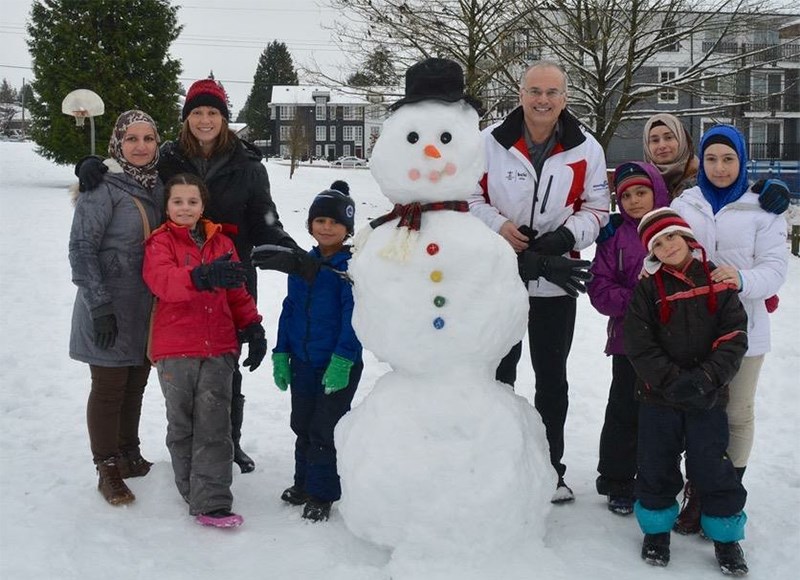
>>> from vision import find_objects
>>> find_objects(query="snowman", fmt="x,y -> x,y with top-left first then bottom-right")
335,58 -> 555,564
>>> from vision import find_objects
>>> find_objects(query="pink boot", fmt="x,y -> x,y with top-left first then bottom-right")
195,509 -> 243,528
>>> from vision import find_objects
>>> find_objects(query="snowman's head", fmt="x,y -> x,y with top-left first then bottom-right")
370,100 -> 485,205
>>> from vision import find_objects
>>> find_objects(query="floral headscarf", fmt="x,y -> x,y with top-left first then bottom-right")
697,124 -> 749,214
643,113 -> 696,195
107,110 -> 160,190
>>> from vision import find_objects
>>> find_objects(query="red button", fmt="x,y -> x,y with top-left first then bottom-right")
426,243 -> 439,256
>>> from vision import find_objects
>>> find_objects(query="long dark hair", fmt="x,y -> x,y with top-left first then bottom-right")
178,117 -> 236,159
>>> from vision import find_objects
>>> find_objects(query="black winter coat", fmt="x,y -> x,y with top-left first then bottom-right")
158,136 -> 297,298
623,259 -> 747,410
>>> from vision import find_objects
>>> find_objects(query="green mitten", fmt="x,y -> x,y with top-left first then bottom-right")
272,353 -> 291,391
322,354 -> 354,395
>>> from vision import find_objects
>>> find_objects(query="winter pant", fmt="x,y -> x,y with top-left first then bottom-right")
636,402 -> 746,520
496,296 -> 576,479
157,355 -> 236,515
87,364 -> 150,462
726,355 -> 764,469
290,358 -> 362,502
596,355 -> 639,497
230,365 -> 245,448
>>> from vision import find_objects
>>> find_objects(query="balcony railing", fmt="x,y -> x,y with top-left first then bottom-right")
748,142 -> 800,161
747,93 -> 800,113
700,42 -> 800,63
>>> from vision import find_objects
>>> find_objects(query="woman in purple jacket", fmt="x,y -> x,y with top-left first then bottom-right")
588,162 -> 671,515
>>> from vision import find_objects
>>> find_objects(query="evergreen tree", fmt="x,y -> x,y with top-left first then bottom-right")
0,79 -> 19,104
241,41 -> 298,141
347,46 -> 397,87
26,0 -> 182,164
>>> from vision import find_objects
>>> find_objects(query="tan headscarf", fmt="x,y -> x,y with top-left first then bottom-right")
108,110 -> 160,190
643,113 -> 698,197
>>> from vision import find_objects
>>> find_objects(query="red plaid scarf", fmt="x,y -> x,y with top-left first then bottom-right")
370,200 -> 470,230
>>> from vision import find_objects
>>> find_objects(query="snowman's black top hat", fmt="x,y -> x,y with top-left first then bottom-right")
389,57 -> 483,114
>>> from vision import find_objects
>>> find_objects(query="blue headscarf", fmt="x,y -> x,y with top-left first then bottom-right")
697,125 -> 749,214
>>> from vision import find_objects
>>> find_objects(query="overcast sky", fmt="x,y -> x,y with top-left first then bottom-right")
0,0 -> 350,116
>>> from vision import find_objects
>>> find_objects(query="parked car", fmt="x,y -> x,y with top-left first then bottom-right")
331,156 -> 367,167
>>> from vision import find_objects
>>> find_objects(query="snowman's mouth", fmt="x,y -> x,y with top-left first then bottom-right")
408,162 -> 457,183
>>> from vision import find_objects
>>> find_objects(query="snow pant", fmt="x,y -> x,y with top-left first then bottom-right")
157,355 -> 236,515
290,358 -> 362,502
496,295 -> 576,479
87,363 -> 151,463
230,365 -> 245,448
726,355 -> 764,469
596,355 -> 638,497
635,402 -> 746,539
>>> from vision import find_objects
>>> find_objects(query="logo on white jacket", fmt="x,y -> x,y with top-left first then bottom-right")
504,170 -> 529,182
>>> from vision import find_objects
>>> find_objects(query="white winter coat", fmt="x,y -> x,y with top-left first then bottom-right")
671,186 -> 788,356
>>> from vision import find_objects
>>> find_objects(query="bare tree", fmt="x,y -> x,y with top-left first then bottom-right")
514,0 -> 800,147
287,111 -> 314,179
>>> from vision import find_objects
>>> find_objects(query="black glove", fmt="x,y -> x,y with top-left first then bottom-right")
596,213 -> 624,244
92,312 -> 118,350
528,225 -> 576,256
190,252 -> 248,291
239,323 -> 267,372
664,369 -> 717,410
251,244 -> 322,284
518,252 -> 592,297
76,155 -> 108,192
752,178 -> 790,215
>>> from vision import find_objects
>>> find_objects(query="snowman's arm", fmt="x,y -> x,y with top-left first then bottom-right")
351,225 -> 373,255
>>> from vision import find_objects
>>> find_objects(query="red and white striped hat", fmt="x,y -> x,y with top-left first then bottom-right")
637,208 -> 697,274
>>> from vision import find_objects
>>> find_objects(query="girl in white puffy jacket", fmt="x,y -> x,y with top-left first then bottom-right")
671,124 -> 788,533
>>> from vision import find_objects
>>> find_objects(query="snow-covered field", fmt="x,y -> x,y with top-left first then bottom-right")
0,141 -> 797,579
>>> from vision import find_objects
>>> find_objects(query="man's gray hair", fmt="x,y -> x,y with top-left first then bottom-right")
519,60 -> 569,94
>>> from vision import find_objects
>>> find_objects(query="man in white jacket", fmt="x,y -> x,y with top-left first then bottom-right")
469,61 -> 610,503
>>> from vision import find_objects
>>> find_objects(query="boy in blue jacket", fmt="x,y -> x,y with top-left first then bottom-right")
271,181 -> 362,522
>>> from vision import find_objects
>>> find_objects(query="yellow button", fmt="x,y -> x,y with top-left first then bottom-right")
430,270 -> 443,283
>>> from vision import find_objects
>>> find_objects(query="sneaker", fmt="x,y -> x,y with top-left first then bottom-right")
674,480 -> 701,535
607,495 -> 634,515
715,541 -> 748,576
233,446 -> 255,474
641,533 -> 671,567
96,458 -> 135,506
281,485 -> 308,506
195,509 -> 244,528
551,478 -> 575,504
302,498 -> 332,522
117,450 -> 153,479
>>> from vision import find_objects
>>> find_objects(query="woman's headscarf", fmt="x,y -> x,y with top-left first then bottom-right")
697,124 -> 749,214
643,113 -> 696,195
108,110 -> 160,190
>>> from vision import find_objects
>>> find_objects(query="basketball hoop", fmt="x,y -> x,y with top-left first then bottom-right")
61,89 -> 105,154
72,109 -> 90,127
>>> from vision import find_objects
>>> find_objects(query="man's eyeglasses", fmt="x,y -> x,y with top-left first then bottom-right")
521,88 -> 565,99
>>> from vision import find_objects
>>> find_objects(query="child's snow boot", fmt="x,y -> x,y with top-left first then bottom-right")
302,498 -> 332,522
674,480 -> 701,534
96,457 -> 135,506
281,485 -> 308,506
641,532 -> 670,567
607,495 -> 634,515
117,449 -> 153,479
551,477 -> 575,504
715,541 -> 748,576
195,509 -> 244,528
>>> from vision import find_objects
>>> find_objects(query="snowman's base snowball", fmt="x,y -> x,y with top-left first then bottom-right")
335,370 -> 554,559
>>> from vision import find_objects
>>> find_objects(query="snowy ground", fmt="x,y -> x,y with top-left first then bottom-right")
0,141 -> 797,579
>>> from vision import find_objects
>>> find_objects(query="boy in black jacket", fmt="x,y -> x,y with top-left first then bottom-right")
624,208 -> 749,576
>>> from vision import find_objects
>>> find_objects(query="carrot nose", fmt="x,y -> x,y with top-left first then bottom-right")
424,144 -> 441,158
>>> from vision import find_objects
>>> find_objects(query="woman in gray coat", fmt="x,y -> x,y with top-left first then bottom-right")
69,110 -> 164,506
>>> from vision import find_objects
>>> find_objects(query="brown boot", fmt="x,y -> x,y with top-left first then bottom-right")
117,449 -> 153,479
96,458 -> 135,505
673,480 -> 701,535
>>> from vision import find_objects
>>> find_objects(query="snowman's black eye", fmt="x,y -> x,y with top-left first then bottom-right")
440,132 -> 452,144
407,132 -> 419,144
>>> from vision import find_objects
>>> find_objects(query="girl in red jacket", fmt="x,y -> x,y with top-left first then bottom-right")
143,173 -> 266,528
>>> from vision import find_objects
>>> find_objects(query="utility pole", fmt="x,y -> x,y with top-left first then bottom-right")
21,78 -> 26,141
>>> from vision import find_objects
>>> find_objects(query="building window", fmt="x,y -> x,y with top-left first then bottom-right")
280,105 -> 295,120
316,126 -> 326,141
355,126 -> 363,145
702,74 -> 736,104
316,104 -> 326,121
315,145 -> 322,157
658,68 -> 678,104
660,23 -> 679,52
751,71 -> 783,111
279,126 -> 290,141
280,145 -> 289,157
328,105 -> 337,120
343,106 -> 355,120
329,126 -> 336,141
343,144 -> 351,156
343,126 -> 355,141
749,120 -> 782,160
